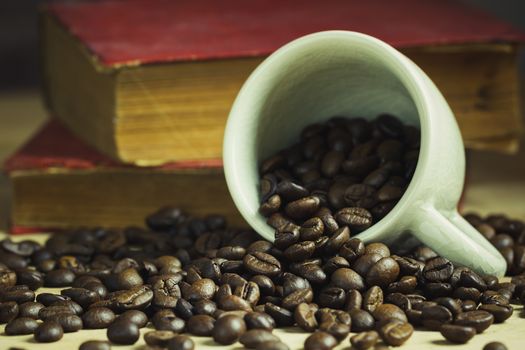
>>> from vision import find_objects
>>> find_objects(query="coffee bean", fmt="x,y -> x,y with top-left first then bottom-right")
119,310 -> 148,328
324,227 -> 350,254
339,238 -> 365,262
319,320 -> 350,341
282,288 -> 314,310
350,309 -> 375,332
36,293 -> 70,306
219,294 -> 253,311
454,310 -> 494,333
372,303 -> 407,323
239,329 -> 281,348
478,304 -> 514,323
144,330 -> 177,347
167,334 -> 195,350
284,241 -> 316,262
264,303 -> 294,327
1,285 -> 35,303
18,301 -> 44,319
285,196 -> 321,220
244,311 -> 275,331
294,303 -> 318,331
344,289 -> 363,311
423,257 -> 454,282
47,313 -> 83,332
5,317 -> 39,335
350,330 -> 379,350
439,324 -> 476,344
363,286 -> 383,313
61,287 -> 100,308
107,320 -> 140,345
244,252 -> 281,277
331,268 -> 365,291
318,287 -> 346,309
304,331 -> 338,350
15,268 -> 44,290
0,301 -> 19,323
421,305 -> 453,330
44,268 -> 76,287
365,257 -> 400,288
186,315 -> 215,336
82,307 -> 116,329
212,314 -> 246,345
378,320 -> 413,346
152,309 -> 185,332
300,217 -> 325,241
34,320 -> 64,343
79,340 -> 111,350
483,342 -> 508,350
335,207 -> 373,232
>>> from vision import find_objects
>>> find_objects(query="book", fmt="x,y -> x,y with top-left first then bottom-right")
3,119 -> 246,233
41,0 -> 525,166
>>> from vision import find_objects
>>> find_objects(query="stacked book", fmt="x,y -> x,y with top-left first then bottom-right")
5,0 -> 525,232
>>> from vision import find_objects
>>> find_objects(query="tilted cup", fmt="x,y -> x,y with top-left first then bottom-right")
223,31 -> 506,276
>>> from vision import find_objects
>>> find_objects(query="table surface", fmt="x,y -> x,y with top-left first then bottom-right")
0,91 -> 524,349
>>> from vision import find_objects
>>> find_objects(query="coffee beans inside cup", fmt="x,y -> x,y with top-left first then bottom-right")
258,114 -> 420,247
0,201 -> 522,348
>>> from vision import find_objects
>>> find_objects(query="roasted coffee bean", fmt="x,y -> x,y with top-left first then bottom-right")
454,310 -> 494,333
421,305 -> 453,330
61,287 -> 100,308
36,293 -> 70,306
1,285 -> 35,303
363,286 -> 383,313
119,310 -> 148,328
459,269 -> 487,291
193,299 -> 218,316
339,238 -> 365,263
387,275 -> 417,294
365,257 -> 400,288
439,324 -> 476,344
461,299 -> 478,312
0,268 -> 17,289
144,330 -> 177,347
335,207 -> 373,232
244,252 -> 281,277
378,320 -> 413,346
212,314 -> 247,345
44,268 -> 76,287
187,278 -> 216,301
186,314 -> 215,336
107,320 -> 140,345
38,305 -> 75,320
350,309 -> 375,332
478,304 -> 513,323
300,217 -> 325,241
15,268 -> 44,290
434,297 -> 462,317
284,241 -> 316,262
0,301 -> 19,323
167,334 -> 195,350
285,196 -> 321,220
219,294 -> 253,311
319,320 -> 350,341
244,311 -> 275,331
264,303 -> 294,327
483,342 -> 508,350
318,287 -> 346,309
5,317 -> 39,335
47,313 -> 83,332
152,309 -> 185,332
18,301 -> 44,319
282,288 -> 314,310
384,293 -> 411,312
345,289 -> 363,311
79,340 -> 111,350
34,320 -> 64,343
331,268 -> 365,291
350,330 -> 379,350
82,307 -> 116,329
423,257 -> 454,282
372,303 -> 407,323
239,329 -> 281,348
294,303 -> 318,331
290,261 -> 327,284
453,287 -> 481,302
304,331 -> 338,350
250,275 -> 275,296
276,180 -> 309,201
353,253 -> 383,276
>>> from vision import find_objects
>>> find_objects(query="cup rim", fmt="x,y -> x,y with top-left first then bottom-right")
224,30 -> 433,242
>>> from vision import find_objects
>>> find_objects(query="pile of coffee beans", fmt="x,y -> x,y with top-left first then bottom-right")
0,205 -> 523,349
464,212 -> 525,275
258,114 -> 420,241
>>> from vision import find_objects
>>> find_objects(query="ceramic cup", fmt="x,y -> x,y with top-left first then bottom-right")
223,31 -> 506,276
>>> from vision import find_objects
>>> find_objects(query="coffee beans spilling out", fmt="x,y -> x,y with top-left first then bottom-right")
258,115 -> 420,243
0,206 -> 522,350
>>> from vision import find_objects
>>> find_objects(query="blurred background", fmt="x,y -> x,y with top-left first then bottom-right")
0,0 -> 524,231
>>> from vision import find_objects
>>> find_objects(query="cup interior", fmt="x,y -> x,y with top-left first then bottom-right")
224,31 -> 425,241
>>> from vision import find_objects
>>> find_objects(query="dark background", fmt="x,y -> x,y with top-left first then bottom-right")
0,0 -> 524,91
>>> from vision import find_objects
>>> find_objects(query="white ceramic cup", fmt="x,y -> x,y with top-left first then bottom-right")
223,31 -> 506,277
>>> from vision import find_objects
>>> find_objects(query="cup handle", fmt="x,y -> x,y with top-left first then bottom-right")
412,205 -> 506,277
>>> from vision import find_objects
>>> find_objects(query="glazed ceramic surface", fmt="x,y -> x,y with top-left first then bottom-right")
223,31 -> 506,276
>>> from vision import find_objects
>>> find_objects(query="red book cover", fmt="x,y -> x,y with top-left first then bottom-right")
46,0 -> 525,67
4,119 -> 223,173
